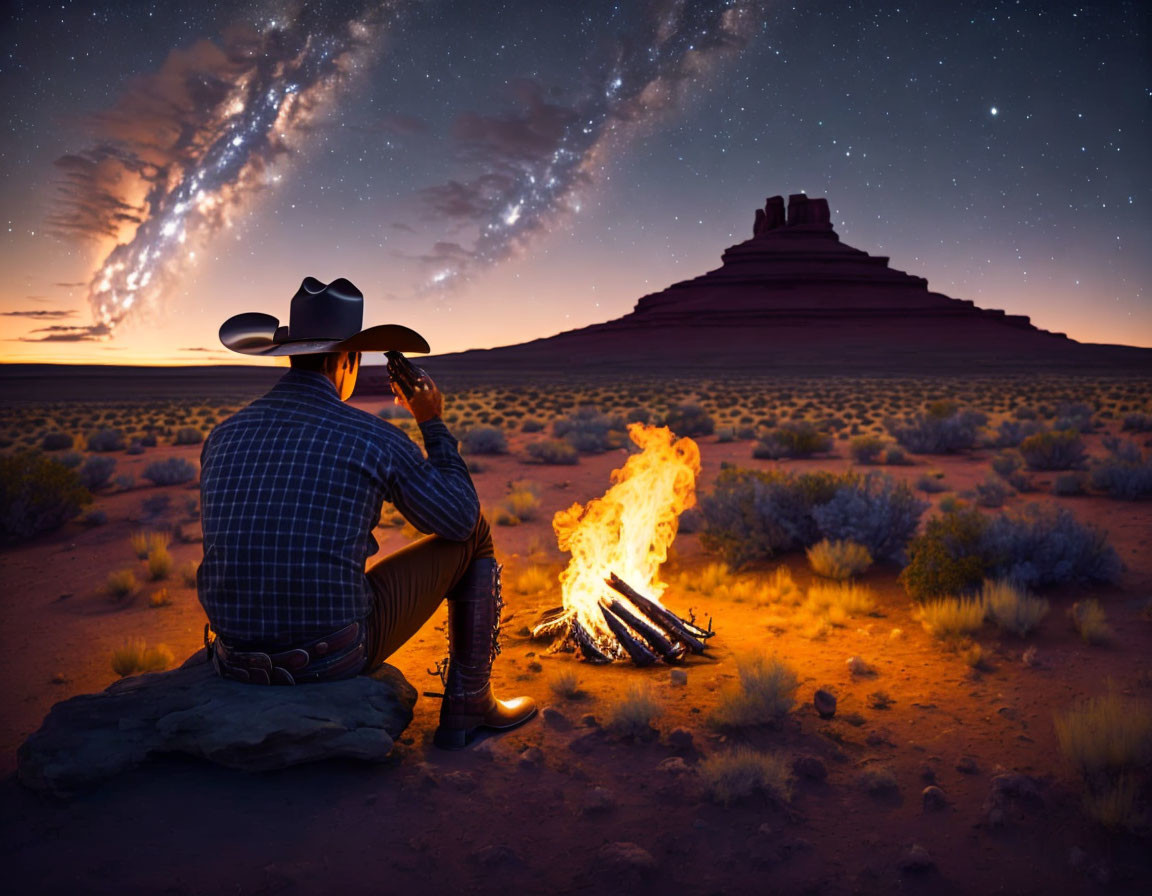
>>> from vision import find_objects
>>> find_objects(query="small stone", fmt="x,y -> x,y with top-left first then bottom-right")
542,706 -> 572,730
813,688 -> 837,719
50,674 -> 69,685
669,668 -> 688,686
658,756 -> 690,775
527,661 -> 543,673
919,763 -> 937,783
1022,646 -> 1040,667
899,844 -> 934,873
581,786 -> 616,815
955,756 -> 980,775
580,713 -> 600,727
792,755 -> 827,782
888,627 -> 903,640
666,727 -> 694,754
991,772 -> 1041,803
847,656 -> 875,677
515,626 -> 532,637
518,746 -> 544,769
597,841 -> 656,872
921,785 -> 948,811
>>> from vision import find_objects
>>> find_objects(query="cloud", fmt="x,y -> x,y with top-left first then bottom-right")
12,323 -> 112,342
53,281 -> 86,288
1,309 -> 78,319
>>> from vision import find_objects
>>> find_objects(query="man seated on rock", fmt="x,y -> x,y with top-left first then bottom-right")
199,276 -> 536,749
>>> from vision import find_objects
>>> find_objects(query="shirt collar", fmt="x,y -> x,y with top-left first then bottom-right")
277,368 -> 340,399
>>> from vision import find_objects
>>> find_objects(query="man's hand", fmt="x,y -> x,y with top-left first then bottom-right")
391,368 -> 443,424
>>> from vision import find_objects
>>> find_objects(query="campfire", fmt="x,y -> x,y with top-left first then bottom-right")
532,423 -> 715,665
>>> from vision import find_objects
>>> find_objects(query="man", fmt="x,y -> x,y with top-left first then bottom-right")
199,276 -> 535,749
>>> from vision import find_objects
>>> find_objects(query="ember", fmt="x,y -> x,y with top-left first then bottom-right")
532,423 -> 715,665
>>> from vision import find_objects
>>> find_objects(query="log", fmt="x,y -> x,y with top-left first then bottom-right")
599,603 -> 659,667
605,598 -> 685,662
605,573 -> 710,655
570,617 -> 613,664
608,571 -> 714,640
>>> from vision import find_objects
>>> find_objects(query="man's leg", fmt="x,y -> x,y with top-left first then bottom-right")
363,514 -> 495,669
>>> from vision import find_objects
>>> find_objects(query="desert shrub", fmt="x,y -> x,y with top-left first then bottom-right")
983,504 -> 1122,589
460,425 -> 508,455
512,564 -> 552,594
1081,775 -> 1143,831
78,455 -> 117,490
147,545 -> 172,580
991,419 -> 1045,448
676,505 -> 703,533
114,473 -> 136,490
41,431 -> 73,451
990,451 -> 1023,478
848,435 -> 886,464
917,597 -> 985,639
87,427 -> 125,452
980,578 -> 1049,636
885,406 -> 986,454
753,421 -> 833,459
1019,430 -> 1086,471
131,530 -> 170,559
607,682 -> 662,739
858,766 -> 899,795
110,639 -> 174,677
499,480 -> 541,523
142,458 -> 197,486
149,588 -> 172,608
806,539 -> 873,580
699,748 -> 793,806
1069,599 -> 1112,645
105,568 -> 138,599
1053,402 -> 1096,432
709,653 -> 798,729
141,494 -> 172,516
553,406 -> 625,453
548,668 -> 585,700
173,427 -> 204,445
684,561 -> 733,593
974,474 -> 1010,508
1121,412 -> 1152,433
883,445 -> 912,465
1089,438 -> 1152,499
900,504 -> 1120,600
662,403 -> 714,438
83,509 -> 108,526
915,471 -> 948,493
139,433 -> 157,447
0,451 -> 92,539
811,474 -> 927,562
526,438 -> 579,465
520,418 -> 546,433
715,426 -> 736,443
57,450 -> 83,469
1052,472 -> 1087,496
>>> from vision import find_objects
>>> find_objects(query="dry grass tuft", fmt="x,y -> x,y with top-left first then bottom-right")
1069,599 -> 1113,645
710,653 -> 798,729
699,747 -> 794,806
105,568 -> 138,599
806,539 -> 873,580
130,529 -> 170,560
111,638 -> 174,677
607,682 -> 662,738
148,588 -> 171,608
547,668 -> 585,701
147,545 -> 172,580
981,579 -> 1049,636
917,597 -> 985,639
802,582 -> 877,626
511,564 -> 554,595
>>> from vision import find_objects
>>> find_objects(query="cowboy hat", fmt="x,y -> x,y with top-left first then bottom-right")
218,276 -> 430,356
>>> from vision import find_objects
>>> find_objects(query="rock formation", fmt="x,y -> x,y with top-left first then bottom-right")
17,649 -> 417,795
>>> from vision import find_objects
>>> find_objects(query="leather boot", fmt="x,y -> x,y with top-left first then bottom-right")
433,558 -> 537,749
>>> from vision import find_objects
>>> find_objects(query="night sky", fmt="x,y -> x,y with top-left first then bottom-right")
1,0 -> 1148,365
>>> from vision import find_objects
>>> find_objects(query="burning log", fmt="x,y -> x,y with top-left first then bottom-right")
605,572 -> 713,655
599,602 -> 659,666
569,617 -> 613,664
603,598 -> 685,662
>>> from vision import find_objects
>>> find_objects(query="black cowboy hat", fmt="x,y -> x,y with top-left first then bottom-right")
218,277 -> 430,356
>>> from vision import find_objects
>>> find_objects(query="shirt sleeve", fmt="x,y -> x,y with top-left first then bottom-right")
384,416 -> 480,542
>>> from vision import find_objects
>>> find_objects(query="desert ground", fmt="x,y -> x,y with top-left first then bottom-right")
1,369 -> 1150,895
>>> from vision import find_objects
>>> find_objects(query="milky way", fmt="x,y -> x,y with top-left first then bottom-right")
53,1 -> 405,334
417,0 -> 767,290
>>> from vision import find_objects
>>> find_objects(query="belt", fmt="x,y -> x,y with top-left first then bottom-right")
206,620 -> 367,685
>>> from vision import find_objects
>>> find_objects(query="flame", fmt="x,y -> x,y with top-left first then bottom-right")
552,423 -> 701,650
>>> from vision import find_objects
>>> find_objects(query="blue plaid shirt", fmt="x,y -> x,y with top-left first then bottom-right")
197,368 -> 479,642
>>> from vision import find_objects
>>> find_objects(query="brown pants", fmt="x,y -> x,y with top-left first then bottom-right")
361,514 -> 495,671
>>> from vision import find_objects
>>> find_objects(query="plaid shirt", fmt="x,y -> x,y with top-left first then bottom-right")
197,368 -> 479,642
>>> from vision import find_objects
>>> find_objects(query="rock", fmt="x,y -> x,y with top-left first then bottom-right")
580,786 -> 616,815
580,713 -> 600,727
792,755 -> 827,782
17,650 -> 417,795
518,746 -> 544,769
919,763 -> 937,783
442,771 -> 477,792
813,688 -> 837,718
669,668 -> 688,686
899,844 -> 934,873
541,706 -> 572,730
527,661 -> 543,673
955,756 -> 980,774
846,656 -> 875,677
568,731 -> 604,754
597,841 -> 657,872
921,785 -> 948,811
658,757 -> 690,775
990,772 -> 1042,802
666,727 -> 695,754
